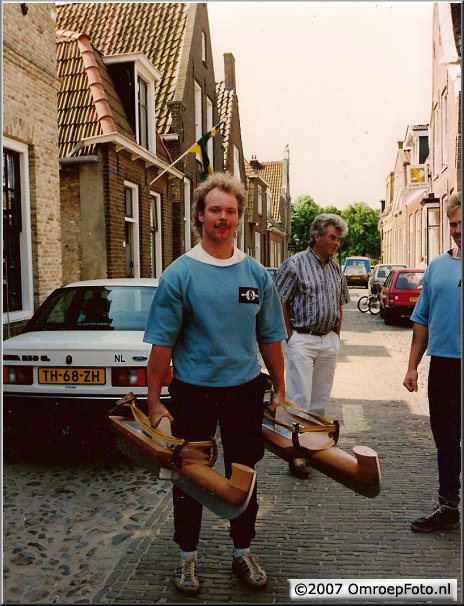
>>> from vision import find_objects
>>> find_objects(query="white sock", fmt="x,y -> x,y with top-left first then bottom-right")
234,547 -> 249,558
180,549 -> 197,561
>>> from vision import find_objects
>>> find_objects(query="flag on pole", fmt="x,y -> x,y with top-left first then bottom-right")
188,121 -> 223,181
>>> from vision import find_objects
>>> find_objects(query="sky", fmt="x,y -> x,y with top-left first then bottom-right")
208,1 -> 434,210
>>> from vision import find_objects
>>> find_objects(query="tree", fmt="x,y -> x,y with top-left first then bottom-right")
340,202 -> 381,262
290,195 -> 322,252
289,197 -> 380,263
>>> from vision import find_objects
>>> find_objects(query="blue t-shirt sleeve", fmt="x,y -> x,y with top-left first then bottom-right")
143,270 -> 184,346
410,268 -> 430,326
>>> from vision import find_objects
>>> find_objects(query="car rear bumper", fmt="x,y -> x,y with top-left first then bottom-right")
383,304 -> 415,317
3,393 -> 169,429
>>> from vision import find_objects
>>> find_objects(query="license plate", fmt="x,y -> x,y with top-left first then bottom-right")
38,367 -> 106,385
409,296 -> 419,303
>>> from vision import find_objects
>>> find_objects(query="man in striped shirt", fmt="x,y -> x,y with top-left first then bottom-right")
275,214 -> 350,478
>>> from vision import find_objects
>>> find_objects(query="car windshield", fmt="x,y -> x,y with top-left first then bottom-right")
394,272 -> 424,290
25,285 -> 157,331
345,267 -> 366,275
377,265 -> 404,279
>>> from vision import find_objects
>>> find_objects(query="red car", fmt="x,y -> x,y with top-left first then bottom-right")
380,269 -> 425,325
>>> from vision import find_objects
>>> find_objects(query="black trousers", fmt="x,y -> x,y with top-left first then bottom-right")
428,356 -> 461,503
167,373 -> 267,551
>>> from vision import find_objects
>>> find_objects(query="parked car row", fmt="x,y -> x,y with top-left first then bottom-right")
3,267 -> 426,442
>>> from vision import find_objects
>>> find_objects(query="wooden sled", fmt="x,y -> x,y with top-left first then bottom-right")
262,399 -> 382,498
109,393 -> 256,520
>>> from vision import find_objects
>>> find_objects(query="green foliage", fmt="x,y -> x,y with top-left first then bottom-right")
340,203 -> 381,263
290,197 -> 381,262
290,195 -> 322,252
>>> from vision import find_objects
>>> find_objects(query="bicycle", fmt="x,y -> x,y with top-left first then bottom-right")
357,286 -> 381,315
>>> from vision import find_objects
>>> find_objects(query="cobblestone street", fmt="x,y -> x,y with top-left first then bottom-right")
3,291 -> 460,604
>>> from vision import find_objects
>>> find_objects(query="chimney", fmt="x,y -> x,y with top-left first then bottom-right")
224,53 -> 236,89
249,155 -> 261,170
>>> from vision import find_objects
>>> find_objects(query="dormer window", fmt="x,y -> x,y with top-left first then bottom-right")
104,53 -> 161,153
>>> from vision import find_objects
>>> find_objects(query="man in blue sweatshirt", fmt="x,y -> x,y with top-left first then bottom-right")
404,191 -> 461,532
144,172 -> 286,594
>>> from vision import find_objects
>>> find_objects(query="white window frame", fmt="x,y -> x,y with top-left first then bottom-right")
184,178 -> 191,252
201,31 -> 207,63
415,209 -> 421,266
254,231 -> 261,262
433,104 -> 440,176
233,144 -> 240,177
194,81 -> 202,143
442,195 -> 450,250
149,191 -> 162,278
206,96 -> 213,170
266,189 -> 272,217
124,181 -> 140,278
104,53 -> 160,153
2,138 -> 34,324
257,186 -> 263,216
441,90 -> 448,168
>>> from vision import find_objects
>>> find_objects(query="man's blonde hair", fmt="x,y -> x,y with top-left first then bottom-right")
193,172 -> 246,234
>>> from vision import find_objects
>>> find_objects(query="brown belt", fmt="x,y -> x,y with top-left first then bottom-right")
292,326 -> 330,336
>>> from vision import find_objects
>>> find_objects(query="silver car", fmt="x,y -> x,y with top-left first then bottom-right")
368,264 -> 406,295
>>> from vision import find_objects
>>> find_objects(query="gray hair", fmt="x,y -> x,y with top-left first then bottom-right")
446,191 -> 461,217
309,214 -> 348,246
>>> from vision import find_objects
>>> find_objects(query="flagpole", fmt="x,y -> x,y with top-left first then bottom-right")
149,148 -> 190,185
150,121 -> 223,185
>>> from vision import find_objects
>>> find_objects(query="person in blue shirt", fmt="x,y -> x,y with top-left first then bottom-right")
144,172 -> 286,595
404,191 -> 461,533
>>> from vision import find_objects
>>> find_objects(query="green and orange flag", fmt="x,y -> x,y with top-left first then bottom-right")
188,121 -> 223,181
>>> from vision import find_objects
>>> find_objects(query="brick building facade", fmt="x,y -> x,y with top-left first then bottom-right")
56,2 -> 222,265
3,2 -> 62,337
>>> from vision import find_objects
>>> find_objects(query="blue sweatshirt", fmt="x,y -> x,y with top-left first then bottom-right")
144,245 -> 287,386
410,251 -> 461,359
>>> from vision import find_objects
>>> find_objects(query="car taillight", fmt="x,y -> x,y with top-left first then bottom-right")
112,367 -> 147,387
3,365 -> 33,385
112,366 -> 173,387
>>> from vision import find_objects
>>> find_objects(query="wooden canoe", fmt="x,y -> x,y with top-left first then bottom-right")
262,401 -> 382,498
110,415 -> 257,519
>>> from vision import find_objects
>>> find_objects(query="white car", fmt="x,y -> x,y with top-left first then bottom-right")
3,279 -> 170,436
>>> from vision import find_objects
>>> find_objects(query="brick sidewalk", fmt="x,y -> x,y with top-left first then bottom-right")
96,302 -> 461,603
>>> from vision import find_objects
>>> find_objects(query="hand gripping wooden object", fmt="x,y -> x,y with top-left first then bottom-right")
109,393 -> 256,519
262,399 -> 382,498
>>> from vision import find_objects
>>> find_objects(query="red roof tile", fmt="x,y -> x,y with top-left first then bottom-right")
56,30 -> 135,157
56,2 -> 188,133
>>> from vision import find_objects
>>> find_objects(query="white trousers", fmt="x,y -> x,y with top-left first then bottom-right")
285,330 -> 340,416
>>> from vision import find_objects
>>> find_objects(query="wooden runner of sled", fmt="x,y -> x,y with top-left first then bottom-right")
109,392 -> 256,520
262,398 -> 382,498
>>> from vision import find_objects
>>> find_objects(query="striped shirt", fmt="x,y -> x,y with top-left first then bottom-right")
275,248 -> 350,334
